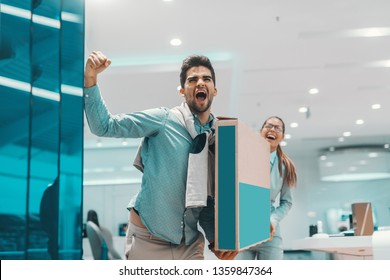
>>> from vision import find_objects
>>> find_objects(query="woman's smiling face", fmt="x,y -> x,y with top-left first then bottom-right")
260,117 -> 285,152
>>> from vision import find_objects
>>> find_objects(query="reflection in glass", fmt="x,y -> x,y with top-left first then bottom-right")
0,0 -> 84,260
0,0 -> 32,260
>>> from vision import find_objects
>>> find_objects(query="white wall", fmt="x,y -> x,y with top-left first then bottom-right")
83,140 -> 141,236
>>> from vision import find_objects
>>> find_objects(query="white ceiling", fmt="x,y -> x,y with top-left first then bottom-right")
84,0 -> 390,159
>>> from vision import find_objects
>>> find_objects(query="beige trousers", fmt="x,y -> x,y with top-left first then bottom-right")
125,211 -> 205,260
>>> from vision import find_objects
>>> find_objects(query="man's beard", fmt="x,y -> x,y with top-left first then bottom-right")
187,98 -> 212,115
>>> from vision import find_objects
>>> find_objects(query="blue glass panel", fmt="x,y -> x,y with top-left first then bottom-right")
0,0 -> 32,260
2,0 -> 31,10
58,0 -> 84,260
0,1 -> 32,83
0,0 -> 84,260
33,0 -> 61,19
27,0 -> 61,259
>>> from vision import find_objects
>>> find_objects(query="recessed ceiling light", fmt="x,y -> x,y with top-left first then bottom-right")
320,155 -> 327,160
343,131 -> 351,137
298,107 -> 308,113
170,38 -> 182,46
284,134 -> 291,139
356,119 -> 364,125
309,88 -> 319,94
372,104 -> 381,109
385,144 -> 390,149
280,141 -> 287,147
338,137 -> 345,142
368,152 -> 378,158
290,122 -> 298,128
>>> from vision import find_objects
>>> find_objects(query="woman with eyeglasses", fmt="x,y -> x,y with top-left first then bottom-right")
235,116 -> 297,260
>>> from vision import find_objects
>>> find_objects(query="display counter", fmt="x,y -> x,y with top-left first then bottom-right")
292,230 -> 390,260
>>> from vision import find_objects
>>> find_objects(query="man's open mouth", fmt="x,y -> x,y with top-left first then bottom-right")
196,91 -> 207,101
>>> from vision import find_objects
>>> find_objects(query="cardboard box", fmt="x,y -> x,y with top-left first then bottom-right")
215,118 -> 270,251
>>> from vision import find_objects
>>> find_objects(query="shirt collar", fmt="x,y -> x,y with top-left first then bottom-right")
193,113 -> 215,133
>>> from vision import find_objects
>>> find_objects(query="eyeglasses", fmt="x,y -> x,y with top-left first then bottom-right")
263,123 -> 283,133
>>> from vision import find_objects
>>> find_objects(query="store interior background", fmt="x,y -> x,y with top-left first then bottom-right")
83,0 -> 390,259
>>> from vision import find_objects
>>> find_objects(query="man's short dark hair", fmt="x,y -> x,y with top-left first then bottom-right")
180,55 -> 216,88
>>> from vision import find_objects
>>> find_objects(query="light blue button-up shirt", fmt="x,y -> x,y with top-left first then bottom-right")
269,151 -> 293,228
84,85 -> 215,245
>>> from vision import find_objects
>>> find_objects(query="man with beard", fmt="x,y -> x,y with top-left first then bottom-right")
84,51 -> 237,260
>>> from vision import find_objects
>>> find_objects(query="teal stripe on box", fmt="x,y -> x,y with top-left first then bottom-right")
239,183 -> 270,248
217,125 -> 236,250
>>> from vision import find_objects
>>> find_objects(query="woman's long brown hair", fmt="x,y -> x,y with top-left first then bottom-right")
262,116 -> 297,187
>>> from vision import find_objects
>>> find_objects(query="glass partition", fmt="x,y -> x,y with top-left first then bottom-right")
59,0 -> 85,260
0,0 -> 33,260
0,0 -> 84,260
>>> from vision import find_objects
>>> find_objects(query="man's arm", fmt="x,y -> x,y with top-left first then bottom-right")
83,51 -> 167,139
84,51 -> 111,88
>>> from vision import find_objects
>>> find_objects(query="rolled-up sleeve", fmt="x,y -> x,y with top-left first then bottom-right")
84,85 -> 168,138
